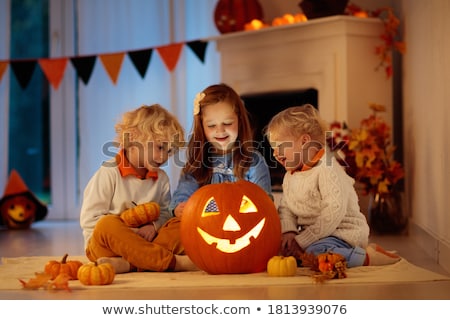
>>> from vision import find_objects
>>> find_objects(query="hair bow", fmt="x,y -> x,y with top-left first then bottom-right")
193,92 -> 206,115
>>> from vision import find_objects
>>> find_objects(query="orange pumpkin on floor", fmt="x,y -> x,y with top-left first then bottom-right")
77,261 -> 115,285
44,253 -> 83,280
315,252 -> 347,280
181,180 -> 281,274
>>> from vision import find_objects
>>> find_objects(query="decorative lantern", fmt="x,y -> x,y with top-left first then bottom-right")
214,0 -> 264,34
180,180 -> 281,274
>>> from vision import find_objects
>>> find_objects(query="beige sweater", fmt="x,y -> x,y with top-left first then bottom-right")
278,152 -> 369,249
79,158 -> 172,249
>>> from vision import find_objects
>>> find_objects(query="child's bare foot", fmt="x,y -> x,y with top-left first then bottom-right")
174,255 -> 199,271
97,257 -> 131,274
365,243 -> 401,266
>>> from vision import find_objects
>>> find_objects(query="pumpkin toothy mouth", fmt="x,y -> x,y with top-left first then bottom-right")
196,218 -> 265,253
7,216 -> 32,225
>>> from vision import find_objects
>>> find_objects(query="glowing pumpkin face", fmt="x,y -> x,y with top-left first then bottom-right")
0,195 -> 36,230
181,180 -> 281,274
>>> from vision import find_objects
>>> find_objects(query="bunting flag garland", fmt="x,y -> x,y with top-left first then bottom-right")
10,60 -> 37,89
156,43 -> 184,72
38,58 -> 68,90
128,48 -> 153,79
99,53 -> 125,84
0,39 -> 209,90
70,55 -> 97,85
0,61 -> 8,83
187,40 -> 208,63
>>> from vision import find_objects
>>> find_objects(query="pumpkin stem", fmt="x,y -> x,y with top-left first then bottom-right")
61,253 -> 69,264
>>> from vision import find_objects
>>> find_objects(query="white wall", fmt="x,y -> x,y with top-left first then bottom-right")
402,0 -> 450,271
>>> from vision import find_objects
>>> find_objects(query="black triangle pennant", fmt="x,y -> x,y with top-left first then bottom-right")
70,55 -> 97,85
187,40 -> 208,63
10,60 -> 37,89
128,48 -> 153,78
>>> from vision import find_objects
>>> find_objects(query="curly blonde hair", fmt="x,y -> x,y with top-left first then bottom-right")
115,104 -> 185,150
265,104 -> 328,145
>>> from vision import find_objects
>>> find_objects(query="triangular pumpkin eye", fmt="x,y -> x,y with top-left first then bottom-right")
202,197 -> 220,217
239,195 -> 257,213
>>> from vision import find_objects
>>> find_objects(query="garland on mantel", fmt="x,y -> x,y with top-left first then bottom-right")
0,40 -> 208,90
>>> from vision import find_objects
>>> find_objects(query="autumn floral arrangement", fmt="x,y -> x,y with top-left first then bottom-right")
327,103 -> 405,196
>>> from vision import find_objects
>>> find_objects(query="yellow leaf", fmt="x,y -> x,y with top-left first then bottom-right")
377,180 -> 390,194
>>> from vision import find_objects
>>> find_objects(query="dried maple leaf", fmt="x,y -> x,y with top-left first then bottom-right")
19,272 -> 52,290
298,252 -> 317,269
46,273 -> 72,292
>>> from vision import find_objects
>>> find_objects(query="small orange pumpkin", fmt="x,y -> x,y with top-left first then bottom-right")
316,252 -> 345,273
44,253 -> 83,280
77,261 -> 115,286
120,202 -> 160,227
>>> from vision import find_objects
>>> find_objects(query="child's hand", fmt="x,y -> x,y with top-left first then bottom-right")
174,202 -> 186,218
135,223 -> 157,242
281,232 -> 302,257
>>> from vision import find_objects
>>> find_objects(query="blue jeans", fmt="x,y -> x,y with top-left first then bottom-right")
305,236 -> 366,268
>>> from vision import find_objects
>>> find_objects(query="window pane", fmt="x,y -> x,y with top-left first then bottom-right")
9,0 -> 50,204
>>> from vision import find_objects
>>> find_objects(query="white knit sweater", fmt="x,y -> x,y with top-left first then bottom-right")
278,152 -> 369,249
79,158 -> 172,249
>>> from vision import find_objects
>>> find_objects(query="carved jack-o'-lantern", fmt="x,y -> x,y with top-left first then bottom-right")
0,170 -> 47,230
180,180 -> 281,274
0,195 -> 36,229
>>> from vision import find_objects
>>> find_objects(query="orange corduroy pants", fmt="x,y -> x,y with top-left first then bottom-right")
86,215 -> 184,271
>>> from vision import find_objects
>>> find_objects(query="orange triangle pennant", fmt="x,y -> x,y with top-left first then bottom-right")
0,61 -> 8,83
156,43 -> 183,72
99,53 -> 125,84
38,58 -> 68,90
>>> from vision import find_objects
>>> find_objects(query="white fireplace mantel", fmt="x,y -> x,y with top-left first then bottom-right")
214,16 -> 392,129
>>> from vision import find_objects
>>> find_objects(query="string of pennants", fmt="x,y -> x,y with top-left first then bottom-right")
0,40 -> 208,90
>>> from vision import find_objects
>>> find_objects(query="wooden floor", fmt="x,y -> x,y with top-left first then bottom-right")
1,220 -> 450,300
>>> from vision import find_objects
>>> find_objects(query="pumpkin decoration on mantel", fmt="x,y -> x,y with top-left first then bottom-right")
214,0 -> 264,34
181,180 -> 281,274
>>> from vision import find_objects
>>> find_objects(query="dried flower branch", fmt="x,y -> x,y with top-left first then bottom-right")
347,3 -> 406,79
328,103 -> 404,195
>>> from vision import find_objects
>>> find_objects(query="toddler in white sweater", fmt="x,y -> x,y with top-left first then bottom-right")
265,104 -> 400,267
